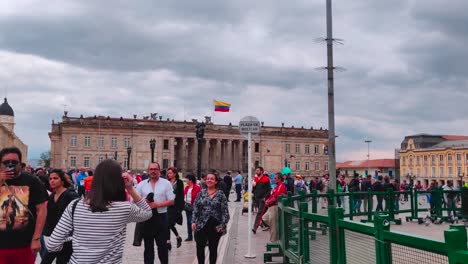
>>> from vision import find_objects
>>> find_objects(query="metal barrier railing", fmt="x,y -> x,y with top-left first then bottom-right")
269,188 -> 468,264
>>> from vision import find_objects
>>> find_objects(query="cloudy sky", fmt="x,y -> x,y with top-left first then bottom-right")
1,0 -> 467,161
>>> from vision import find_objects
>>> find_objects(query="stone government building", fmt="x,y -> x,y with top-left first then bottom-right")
49,113 -> 330,179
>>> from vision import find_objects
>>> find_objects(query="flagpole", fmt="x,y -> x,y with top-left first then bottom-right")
212,98 -> 215,124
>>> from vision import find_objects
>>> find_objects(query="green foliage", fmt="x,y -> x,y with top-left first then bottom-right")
40,151 -> 51,168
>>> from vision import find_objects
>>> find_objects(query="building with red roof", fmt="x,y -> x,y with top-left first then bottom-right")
337,159 -> 397,178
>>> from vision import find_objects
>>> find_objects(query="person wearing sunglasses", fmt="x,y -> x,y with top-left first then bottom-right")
0,147 -> 48,264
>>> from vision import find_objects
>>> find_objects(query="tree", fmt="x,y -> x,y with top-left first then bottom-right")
40,151 -> 51,168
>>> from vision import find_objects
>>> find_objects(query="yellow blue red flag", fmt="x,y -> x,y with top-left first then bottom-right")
213,100 -> 231,112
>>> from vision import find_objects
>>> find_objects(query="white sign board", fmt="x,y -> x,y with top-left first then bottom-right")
239,116 -> 261,136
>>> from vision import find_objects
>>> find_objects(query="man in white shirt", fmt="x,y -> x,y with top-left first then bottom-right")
136,162 -> 175,264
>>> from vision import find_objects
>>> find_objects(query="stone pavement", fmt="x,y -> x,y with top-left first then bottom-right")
36,191 -> 273,264
36,193 -> 457,263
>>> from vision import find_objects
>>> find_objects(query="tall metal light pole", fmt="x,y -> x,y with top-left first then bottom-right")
326,0 -> 337,192
365,139 -> 372,176
149,139 -> 156,163
195,122 -> 206,180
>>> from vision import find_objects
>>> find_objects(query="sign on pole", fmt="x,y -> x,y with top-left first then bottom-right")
240,116 -> 260,259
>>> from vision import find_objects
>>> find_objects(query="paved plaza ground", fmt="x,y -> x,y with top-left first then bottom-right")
36,193 -> 464,263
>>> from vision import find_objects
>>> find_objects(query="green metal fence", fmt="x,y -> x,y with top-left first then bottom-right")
266,188 -> 468,264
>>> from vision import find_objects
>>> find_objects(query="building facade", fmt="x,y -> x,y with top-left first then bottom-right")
49,113 -> 330,179
399,134 -> 468,187
0,98 -> 28,158
336,159 -> 397,179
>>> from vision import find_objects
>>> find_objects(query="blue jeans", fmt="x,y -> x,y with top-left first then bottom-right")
353,199 -> 362,213
143,212 -> 169,264
235,184 -> 242,201
186,211 -> 193,239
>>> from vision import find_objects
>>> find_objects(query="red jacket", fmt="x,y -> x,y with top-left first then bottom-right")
184,184 -> 201,205
266,182 -> 287,207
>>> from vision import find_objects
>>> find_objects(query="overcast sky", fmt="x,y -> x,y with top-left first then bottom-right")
1,0 -> 467,162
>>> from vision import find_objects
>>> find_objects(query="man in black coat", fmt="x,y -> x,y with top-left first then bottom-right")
223,171 -> 233,201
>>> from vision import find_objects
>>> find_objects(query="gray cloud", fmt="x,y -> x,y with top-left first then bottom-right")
0,0 -> 467,163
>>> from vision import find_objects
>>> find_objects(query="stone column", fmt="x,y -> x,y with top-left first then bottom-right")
157,136 -> 163,165
203,139 -> 211,171
182,137 -> 188,173
216,139 -> 222,171
238,140 -> 244,171
192,138 -> 198,171
169,138 -> 176,167
226,140 -> 232,170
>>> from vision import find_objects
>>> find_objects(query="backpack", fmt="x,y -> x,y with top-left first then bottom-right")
285,178 -> 295,194
316,180 -> 324,192
337,183 -> 342,193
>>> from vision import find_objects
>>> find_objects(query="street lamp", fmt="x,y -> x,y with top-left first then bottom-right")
195,122 -> 206,180
149,138 -> 156,163
365,139 -> 372,176
127,146 -> 132,170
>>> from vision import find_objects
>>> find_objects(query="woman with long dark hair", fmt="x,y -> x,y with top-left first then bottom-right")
183,174 -> 201,241
41,169 -> 79,264
192,173 -> 229,264
46,159 -> 152,263
166,167 -> 184,249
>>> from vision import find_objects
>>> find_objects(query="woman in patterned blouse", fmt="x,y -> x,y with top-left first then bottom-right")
192,173 -> 230,264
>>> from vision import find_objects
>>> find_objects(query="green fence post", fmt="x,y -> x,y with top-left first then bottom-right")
444,225 -> 468,264
435,187 -> 443,220
279,196 -> 288,263
367,189 -> 373,222
348,191 -> 354,220
336,207 -> 346,264
311,189 -> 318,229
374,215 -> 392,264
300,202 -> 310,263
328,189 -> 338,264
413,189 -> 419,219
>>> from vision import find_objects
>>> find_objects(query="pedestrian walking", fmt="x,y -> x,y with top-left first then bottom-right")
261,173 -> 287,242
361,175 -> 372,212
372,176 -> 385,211
233,171 -> 243,202
252,167 -> 271,234
41,169 -> 79,264
223,171 -> 233,201
136,162 -> 175,264
183,174 -> 201,241
166,167 -> 184,250
75,167 -> 88,197
192,173 -> 229,264
46,159 -> 152,263
348,174 -> 361,213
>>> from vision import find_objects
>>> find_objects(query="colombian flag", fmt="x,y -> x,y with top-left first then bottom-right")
214,100 -> 231,112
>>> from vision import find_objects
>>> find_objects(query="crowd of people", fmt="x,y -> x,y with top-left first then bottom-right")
4,142 -> 463,264
0,146 -> 232,264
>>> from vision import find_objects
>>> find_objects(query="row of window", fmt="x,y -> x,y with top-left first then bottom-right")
402,153 -> 468,166
70,136 -> 170,150
402,166 -> 468,177
69,156 -> 171,169
285,143 -> 324,155
281,160 -> 328,171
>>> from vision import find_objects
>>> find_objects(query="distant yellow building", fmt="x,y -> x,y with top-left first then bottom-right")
399,134 -> 468,187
